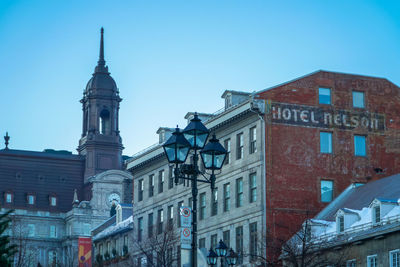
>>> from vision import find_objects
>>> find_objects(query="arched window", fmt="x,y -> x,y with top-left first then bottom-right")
99,109 -> 110,135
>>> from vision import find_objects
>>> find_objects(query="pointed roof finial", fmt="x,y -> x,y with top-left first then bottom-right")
4,132 -> 10,150
99,27 -> 105,65
94,27 -> 108,73
72,189 -> 79,207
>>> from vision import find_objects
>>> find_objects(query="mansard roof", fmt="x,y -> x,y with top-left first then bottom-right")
0,148 -> 85,213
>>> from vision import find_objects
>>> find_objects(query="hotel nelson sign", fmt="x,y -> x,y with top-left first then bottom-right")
268,102 -> 385,132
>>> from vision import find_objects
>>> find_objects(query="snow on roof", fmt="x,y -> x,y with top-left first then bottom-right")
93,215 -> 133,241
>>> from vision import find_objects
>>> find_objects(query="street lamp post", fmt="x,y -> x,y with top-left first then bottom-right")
207,239 -> 238,266
163,113 -> 227,267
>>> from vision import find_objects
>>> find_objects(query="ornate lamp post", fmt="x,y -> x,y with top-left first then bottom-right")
207,240 -> 238,266
163,113 -> 227,267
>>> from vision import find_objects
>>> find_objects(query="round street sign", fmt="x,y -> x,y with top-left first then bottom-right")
182,228 -> 191,237
182,207 -> 191,217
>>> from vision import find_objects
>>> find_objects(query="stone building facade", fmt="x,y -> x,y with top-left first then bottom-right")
126,92 -> 266,266
0,28 -> 132,266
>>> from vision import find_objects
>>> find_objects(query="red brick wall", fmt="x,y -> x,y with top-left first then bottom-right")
257,71 -> 400,261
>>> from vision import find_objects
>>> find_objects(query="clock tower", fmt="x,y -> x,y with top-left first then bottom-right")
78,28 -> 124,182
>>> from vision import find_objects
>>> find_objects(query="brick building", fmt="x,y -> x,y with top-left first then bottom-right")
256,70 -> 400,261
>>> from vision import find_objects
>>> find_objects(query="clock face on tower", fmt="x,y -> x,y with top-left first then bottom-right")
108,193 -> 121,206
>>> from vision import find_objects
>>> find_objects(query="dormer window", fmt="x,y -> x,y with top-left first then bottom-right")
373,206 -> 381,224
50,196 -> 57,206
5,192 -> 13,203
27,194 -> 35,205
337,215 -> 344,233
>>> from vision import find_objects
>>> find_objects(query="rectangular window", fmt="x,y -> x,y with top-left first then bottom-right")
5,193 -> 12,203
319,87 -> 331,104
149,174 -> 154,197
138,179 -> 143,201
167,205 -> 174,229
390,249 -> 400,267
249,173 -> 257,203
177,201 -> 184,227
223,183 -> 230,212
354,135 -> 366,156
138,217 -> 143,241
224,139 -> 231,164
28,224 -> 35,237
249,127 -> 257,154
188,197 -> 193,209
346,259 -> 356,267
200,193 -> 206,220
338,216 -> 344,232
223,230 -> 230,248
249,222 -> 257,261
374,206 -> 381,223
236,226 -> 243,264
199,238 -> 206,249
353,91 -> 365,108
211,189 -> 218,216
236,178 -> 243,208
50,196 -> 57,206
320,132 -> 332,153
158,209 -> 163,234
320,180 -> 333,202
27,194 -> 35,205
168,166 -> 174,189
210,234 -> 218,249
236,133 -> 244,159
158,170 -> 164,193
148,213 -> 153,238
50,225 -> 56,238
367,255 -> 378,267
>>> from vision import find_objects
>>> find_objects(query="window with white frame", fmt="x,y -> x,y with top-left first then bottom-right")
223,183 -> 230,212
373,205 -> 381,224
236,133 -> 243,159
138,179 -> 144,201
158,170 -> 164,194
236,178 -> 243,208
390,249 -> 400,267
249,127 -> 257,154
149,174 -> 154,197
346,259 -> 356,267
320,132 -> 332,153
337,215 -> 344,233
249,173 -> 257,203
319,87 -> 331,104
224,139 -> 231,164
367,254 -> 377,267
352,91 -> 365,108
320,180 -> 333,202
200,193 -> 206,220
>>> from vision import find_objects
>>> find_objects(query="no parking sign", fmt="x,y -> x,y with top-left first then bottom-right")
180,206 -> 192,228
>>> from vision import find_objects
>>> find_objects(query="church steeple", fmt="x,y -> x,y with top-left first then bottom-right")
78,28 -> 123,181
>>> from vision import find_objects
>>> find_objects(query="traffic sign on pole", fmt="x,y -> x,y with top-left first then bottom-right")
180,206 -> 192,228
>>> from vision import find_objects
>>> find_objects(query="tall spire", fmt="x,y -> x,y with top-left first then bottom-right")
95,27 -> 108,73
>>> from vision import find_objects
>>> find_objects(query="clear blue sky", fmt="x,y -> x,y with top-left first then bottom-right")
1,0 -> 399,156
